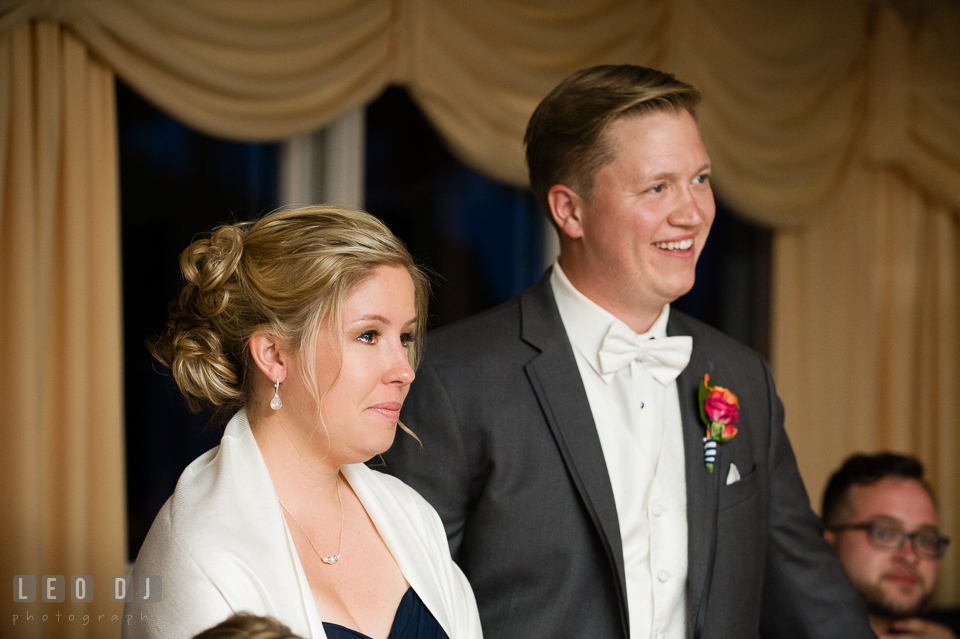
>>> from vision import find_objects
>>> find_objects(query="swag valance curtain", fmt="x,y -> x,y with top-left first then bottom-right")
1,2 -> 958,633
3,0 -> 956,224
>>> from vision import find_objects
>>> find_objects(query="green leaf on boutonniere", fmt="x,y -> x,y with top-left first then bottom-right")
698,376 -> 710,425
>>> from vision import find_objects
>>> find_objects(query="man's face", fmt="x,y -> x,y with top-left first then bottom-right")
828,478 -> 940,620
559,109 -> 715,324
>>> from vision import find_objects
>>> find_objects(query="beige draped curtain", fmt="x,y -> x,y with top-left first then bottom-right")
0,20 -> 125,637
1,1 -> 957,629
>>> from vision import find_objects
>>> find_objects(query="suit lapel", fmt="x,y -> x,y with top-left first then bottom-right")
520,274 -> 630,638
670,314 -> 721,639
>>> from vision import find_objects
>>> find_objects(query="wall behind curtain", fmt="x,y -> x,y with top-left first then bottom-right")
1,0 -> 958,616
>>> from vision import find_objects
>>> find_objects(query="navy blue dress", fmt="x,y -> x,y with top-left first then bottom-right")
322,588 -> 450,639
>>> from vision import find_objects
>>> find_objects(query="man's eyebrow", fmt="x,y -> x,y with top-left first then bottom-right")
646,163 -> 712,182
868,515 -> 941,529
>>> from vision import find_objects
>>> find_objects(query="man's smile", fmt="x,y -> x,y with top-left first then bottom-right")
653,239 -> 694,251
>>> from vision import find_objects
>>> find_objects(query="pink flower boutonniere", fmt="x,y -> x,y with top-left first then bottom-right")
699,374 -> 740,473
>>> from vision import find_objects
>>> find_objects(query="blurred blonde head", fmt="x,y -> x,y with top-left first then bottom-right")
192,613 -> 303,639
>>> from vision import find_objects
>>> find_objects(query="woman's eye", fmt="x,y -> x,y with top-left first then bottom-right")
400,333 -> 415,348
358,330 -> 379,344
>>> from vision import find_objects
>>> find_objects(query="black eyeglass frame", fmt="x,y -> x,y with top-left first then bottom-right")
828,519 -> 951,559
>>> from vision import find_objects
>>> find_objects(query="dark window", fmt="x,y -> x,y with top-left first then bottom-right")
365,86 -> 545,328
673,200 -> 772,358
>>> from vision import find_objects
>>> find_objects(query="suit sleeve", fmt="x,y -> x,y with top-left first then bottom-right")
380,357 -> 476,559
757,359 -> 877,638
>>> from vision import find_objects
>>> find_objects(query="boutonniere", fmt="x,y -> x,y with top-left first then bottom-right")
699,374 -> 740,473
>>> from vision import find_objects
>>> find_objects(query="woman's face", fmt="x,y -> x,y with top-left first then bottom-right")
308,264 -> 417,464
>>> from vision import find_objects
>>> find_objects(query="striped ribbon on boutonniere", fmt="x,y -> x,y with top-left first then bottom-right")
699,374 -> 740,473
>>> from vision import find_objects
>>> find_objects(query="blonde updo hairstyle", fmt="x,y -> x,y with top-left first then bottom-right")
150,206 -> 429,417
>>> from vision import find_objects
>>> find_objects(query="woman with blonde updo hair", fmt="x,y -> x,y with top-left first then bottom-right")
124,206 -> 481,639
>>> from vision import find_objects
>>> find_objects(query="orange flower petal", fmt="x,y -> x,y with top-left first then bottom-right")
712,385 -> 739,408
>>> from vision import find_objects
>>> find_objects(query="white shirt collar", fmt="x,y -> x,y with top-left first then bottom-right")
550,261 -> 670,381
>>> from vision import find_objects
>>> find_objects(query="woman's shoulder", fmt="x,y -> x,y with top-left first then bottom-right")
134,444 -> 227,568
164,413 -> 257,523
127,411 -> 312,638
136,410 -> 283,566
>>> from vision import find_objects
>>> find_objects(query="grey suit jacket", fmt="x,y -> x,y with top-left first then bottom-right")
380,272 -> 875,639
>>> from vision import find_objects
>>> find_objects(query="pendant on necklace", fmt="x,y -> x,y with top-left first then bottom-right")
321,554 -> 341,565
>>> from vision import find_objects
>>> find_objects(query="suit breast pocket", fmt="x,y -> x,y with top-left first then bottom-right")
718,462 -> 759,511
709,460 -> 767,633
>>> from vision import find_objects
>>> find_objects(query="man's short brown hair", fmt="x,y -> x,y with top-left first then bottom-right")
524,65 -> 702,221
821,452 -> 937,528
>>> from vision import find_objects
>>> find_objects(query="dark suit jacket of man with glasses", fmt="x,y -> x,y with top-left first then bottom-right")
379,65 -> 877,639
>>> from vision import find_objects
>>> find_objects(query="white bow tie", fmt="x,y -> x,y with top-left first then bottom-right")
597,322 -> 692,384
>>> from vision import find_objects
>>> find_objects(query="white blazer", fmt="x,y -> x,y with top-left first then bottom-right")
123,409 -> 481,639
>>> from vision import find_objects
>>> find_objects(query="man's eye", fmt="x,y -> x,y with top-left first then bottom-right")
871,525 -> 899,541
650,184 -> 664,193
694,174 -> 710,184
914,533 -> 938,549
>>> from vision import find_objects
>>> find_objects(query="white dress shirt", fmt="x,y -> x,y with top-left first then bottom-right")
552,263 -> 688,639
124,409 -> 481,639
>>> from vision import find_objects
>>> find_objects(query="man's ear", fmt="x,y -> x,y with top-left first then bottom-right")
547,184 -> 585,240
249,331 -> 288,385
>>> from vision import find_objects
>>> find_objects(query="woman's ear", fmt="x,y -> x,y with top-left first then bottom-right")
547,184 -> 586,240
249,331 -> 288,384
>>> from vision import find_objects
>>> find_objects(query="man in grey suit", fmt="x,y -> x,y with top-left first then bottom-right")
380,65 -> 876,638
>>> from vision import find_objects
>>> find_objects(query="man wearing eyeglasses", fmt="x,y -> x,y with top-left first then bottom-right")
823,453 -> 956,639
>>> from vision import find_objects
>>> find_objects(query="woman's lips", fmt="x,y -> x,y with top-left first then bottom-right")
368,402 -> 402,422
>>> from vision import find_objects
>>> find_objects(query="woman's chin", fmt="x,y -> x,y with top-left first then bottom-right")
343,426 -> 399,465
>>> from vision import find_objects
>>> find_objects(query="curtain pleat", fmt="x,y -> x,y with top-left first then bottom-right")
0,22 -> 125,638
0,2 -> 956,216
0,0 -> 958,610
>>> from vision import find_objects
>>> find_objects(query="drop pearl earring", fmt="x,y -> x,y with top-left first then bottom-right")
270,379 -> 282,410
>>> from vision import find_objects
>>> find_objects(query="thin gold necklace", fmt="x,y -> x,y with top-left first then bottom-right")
279,477 -> 343,565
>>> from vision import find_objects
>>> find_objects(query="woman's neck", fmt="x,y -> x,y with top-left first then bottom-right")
248,403 -> 341,506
